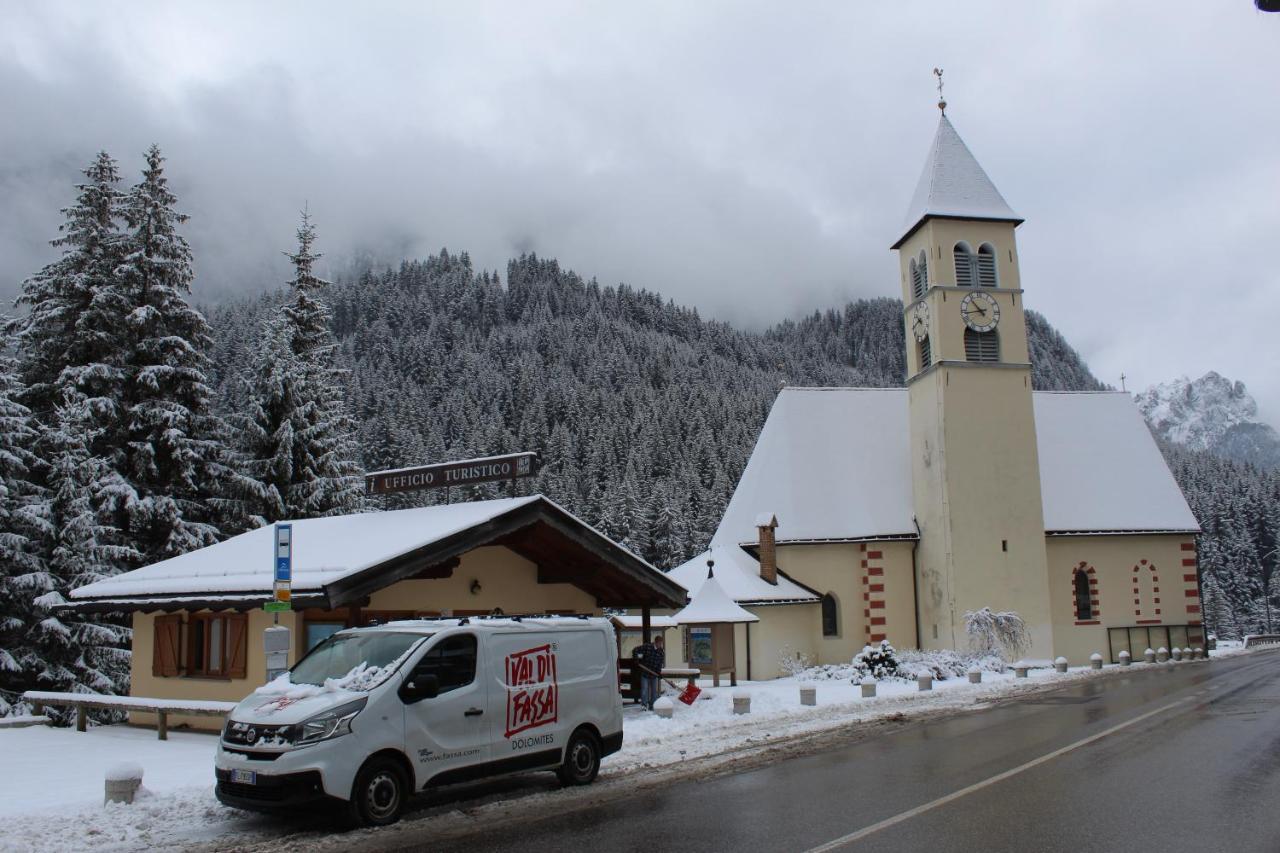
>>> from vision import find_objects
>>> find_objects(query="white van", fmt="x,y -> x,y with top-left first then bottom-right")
214,616 -> 623,826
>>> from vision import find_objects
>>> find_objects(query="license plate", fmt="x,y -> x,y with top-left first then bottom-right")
231,769 -> 256,785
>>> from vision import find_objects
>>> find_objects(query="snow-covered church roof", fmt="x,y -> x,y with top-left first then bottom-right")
893,114 -> 1022,249
668,545 -> 821,606
69,495 -> 687,611
709,387 -> 1199,550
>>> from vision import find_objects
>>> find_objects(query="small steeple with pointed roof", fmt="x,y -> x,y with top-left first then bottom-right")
892,114 -> 1022,249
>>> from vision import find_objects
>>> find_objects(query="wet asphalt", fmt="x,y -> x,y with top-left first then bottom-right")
409,651 -> 1280,853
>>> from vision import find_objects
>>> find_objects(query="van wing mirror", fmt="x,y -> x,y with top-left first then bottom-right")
399,669 -> 440,704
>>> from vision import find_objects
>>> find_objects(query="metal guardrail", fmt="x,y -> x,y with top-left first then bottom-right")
1243,634 -> 1280,648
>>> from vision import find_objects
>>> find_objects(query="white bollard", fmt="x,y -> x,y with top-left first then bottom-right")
1144,648 -> 1156,664
1119,650 -> 1131,666
800,685 -> 817,706
1054,656 -> 1069,674
733,691 -> 751,715
1014,660 -> 1029,678
105,763 -> 143,806
1171,647 -> 1182,662
1157,647 -> 1169,663
917,673 -> 933,691
860,677 -> 877,698
967,667 -> 982,684
1182,647 -> 1193,661
653,696 -> 674,719
1090,652 -> 1104,670
1194,647 -> 1204,660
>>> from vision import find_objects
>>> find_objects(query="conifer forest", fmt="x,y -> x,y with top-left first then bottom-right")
1,151 -> 1276,711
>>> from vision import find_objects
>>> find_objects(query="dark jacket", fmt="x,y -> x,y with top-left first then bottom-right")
634,641 -> 665,675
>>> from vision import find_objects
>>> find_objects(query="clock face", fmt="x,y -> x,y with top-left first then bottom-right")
960,291 -> 1000,333
911,301 -> 930,341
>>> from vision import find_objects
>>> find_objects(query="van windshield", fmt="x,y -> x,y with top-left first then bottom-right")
290,631 -> 428,688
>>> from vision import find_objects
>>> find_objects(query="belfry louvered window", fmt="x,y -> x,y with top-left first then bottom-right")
911,251 -> 928,299
964,328 -> 999,362
919,335 -> 931,371
977,244 -> 998,287
953,243 -> 979,287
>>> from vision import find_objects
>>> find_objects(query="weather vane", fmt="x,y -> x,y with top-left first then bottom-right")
933,67 -> 947,114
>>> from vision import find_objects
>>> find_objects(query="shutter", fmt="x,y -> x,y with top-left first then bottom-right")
977,251 -> 997,287
954,248 -> 973,287
919,336 -> 931,370
227,613 -> 250,680
918,256 -> 929,296
964,329 -> 1000,362
153,614 -> 182,678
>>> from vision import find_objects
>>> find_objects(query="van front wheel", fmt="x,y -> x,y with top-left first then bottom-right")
557,729 -> 600,786
348,756 -> 408,827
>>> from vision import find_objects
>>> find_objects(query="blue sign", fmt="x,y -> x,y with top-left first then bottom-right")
274,524 -> 292,583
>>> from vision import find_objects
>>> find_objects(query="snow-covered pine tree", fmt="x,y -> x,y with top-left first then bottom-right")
12,395 -> 136,714
235,213 -> 363,523
9,152 -> 128,423
0,348 -> 47,715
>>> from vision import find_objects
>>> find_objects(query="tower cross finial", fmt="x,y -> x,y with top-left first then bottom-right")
933,67 -> 947,114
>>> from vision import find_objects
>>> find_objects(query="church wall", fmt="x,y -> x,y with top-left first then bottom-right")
741,603 -> 821,679
1046,534 -> 1201,664
775,542 -> 864,664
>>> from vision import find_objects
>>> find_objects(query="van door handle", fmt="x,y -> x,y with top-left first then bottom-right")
464,708 -> 484,717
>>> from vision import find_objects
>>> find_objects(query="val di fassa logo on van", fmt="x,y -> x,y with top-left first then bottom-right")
505,643 -> 558,742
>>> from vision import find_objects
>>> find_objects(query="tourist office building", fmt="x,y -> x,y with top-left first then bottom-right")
670,109 -> 1204,677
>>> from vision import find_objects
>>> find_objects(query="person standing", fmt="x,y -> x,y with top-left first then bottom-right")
634,634 -> 666,710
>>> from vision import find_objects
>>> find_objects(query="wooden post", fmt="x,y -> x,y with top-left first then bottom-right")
157,710 -> 168,741
31,701 -> 42,716
641,606 -> 652,644
76,705 -> 87,733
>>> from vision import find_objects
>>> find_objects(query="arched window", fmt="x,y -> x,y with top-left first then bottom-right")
953,242 -> 978,288
918,334 -> 931,372
912,251 -> 929,299
1133,561 -> 1161,621
964,328 -> 999,362
821,593 -> 839,637
977,243 -> 998,287
1074,569 -> 1093,621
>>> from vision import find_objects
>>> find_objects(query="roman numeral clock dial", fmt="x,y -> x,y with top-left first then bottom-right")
960,291 -> 1000,333
911,301 -> 930,341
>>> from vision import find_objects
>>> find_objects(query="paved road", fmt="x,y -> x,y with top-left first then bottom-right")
404,651 -> 1280,853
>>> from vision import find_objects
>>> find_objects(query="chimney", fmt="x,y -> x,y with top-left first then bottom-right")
756,513 -> 778,585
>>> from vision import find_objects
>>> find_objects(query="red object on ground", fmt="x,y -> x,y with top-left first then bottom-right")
678,683 -> 701,705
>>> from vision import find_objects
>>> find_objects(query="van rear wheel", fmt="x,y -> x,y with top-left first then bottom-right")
348,756 -> 408,827
557,729 -> 600,786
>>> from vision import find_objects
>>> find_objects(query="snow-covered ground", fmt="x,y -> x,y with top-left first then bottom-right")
0,644 -> 1257,852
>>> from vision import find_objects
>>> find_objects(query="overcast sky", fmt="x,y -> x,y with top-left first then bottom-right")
2,2 -> 1277,419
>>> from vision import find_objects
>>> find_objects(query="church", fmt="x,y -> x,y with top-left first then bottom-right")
669,108 -> 1203,676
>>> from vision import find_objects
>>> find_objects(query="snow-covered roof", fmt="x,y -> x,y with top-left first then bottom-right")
710,388 -> 1198,546
667,545 -> 821,605
611,614 -> 680,630
69,496 -> 688,609
711,388 -> 917,547
673,572 -> 760,625
894,114 -> 1021,248
1034,392 -> 1200,533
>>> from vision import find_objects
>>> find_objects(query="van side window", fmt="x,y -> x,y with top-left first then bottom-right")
419,634 -> 477,693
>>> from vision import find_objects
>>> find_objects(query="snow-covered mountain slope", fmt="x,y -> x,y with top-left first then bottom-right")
1136,372 -> 1280,469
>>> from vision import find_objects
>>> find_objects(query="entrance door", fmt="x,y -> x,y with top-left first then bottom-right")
403,633 -> 490,785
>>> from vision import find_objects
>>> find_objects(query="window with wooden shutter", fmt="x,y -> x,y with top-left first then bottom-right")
919,335 -> 931,372
964,328 -> 1000,362
953,243 -> 977,287
977,244 -> 998,287
153,614 -> 182,677
917,251 -> 929,297
227,613 -> 249,679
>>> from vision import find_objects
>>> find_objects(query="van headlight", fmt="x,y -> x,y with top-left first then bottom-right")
296,697 -> 367,746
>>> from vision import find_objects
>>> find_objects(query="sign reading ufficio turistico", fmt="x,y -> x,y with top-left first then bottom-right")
364,452 -> 538,496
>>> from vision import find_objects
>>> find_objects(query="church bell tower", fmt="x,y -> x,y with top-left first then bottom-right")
893,102 -> 1055,660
